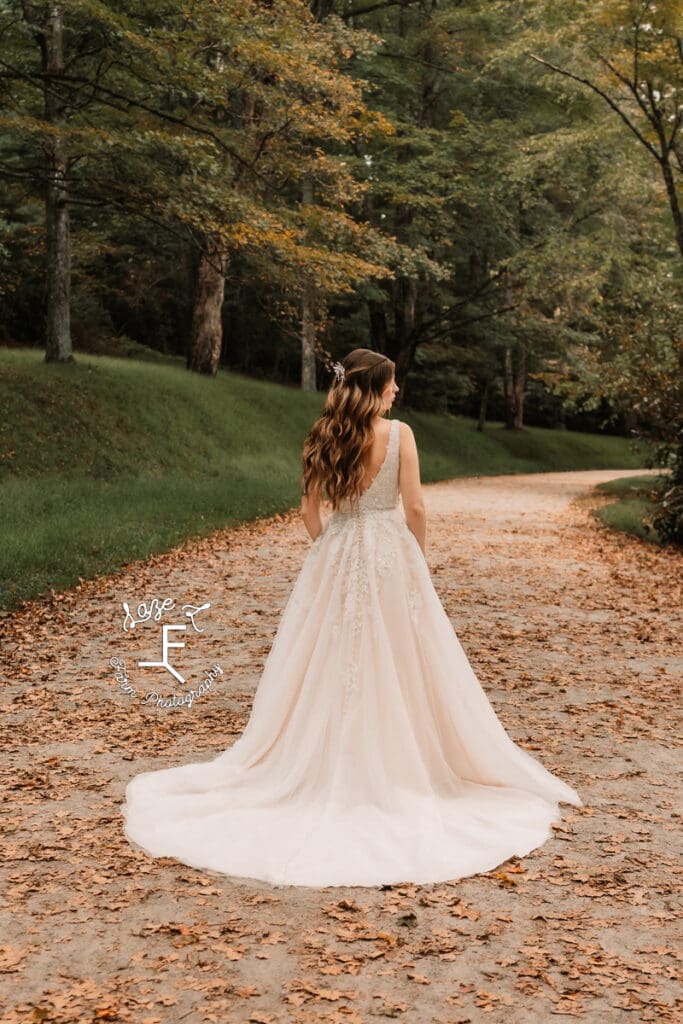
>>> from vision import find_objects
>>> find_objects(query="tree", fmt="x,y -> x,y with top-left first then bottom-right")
528,0 -> 683,260
332,0 -> 639,425
0,0 -> 398,375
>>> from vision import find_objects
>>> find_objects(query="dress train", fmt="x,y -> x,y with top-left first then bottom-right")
122,417 -> 582,887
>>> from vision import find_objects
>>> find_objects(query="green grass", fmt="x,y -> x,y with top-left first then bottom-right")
595,474 -> 662,497
594,474 -> 665,545
0,347 -> 647,609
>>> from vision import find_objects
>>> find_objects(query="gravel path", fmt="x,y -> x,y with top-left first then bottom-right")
1,468 -> 681,1024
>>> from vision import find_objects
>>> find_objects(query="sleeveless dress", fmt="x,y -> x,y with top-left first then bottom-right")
122,417 -> 582,887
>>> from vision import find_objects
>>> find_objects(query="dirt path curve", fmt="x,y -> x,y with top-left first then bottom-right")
2,469 -> 681,1024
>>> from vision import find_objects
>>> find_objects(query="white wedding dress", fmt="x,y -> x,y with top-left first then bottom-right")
122,417 -> 582,887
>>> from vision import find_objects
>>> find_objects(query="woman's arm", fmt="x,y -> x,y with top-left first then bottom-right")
301,486 -> 323,541
398,421 -> 427,555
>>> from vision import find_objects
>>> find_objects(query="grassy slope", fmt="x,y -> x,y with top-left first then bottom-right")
594,475 -> 665,545
0,348 -> 646,609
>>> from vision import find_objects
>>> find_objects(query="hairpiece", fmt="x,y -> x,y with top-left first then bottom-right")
332,361 -> 345,384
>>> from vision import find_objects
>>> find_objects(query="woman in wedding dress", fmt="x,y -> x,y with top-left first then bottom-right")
122,347 -> 582,888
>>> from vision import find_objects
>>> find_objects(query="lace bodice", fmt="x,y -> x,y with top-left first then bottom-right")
334,417 -> 400,516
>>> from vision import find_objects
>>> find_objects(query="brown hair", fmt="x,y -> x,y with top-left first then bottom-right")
301,348 -> 396,510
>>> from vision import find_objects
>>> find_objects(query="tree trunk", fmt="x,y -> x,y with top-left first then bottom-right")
477,379 -> 489,432
188,241 -> 228,376
513,358 -> 526,429
181,241 -> 196,366
659,152 -> 683,260
391,275 -> 418,393
300,174 -> 317,391
503,346 -> 526,429
41,6 -> 73,363
503,347 -> 514,429
301,280 -> 317,391
514,349 -> 527,429
395,276 -> 417,352
368,298 -> 388,353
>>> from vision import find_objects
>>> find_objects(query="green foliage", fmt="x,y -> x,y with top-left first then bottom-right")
0,0 -> 679,461
318,0 -> 681,432
0,0 -> 402,321
652,481 -> 683,546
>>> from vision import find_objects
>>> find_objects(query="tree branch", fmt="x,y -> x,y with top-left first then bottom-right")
417,268 -> 506,336
528,52 -> 661,162
587,44 -> 661,137
0,59 -> 270,182
377,51 -> 460,76
341,0 -> 418,21
420,304 -> 519,346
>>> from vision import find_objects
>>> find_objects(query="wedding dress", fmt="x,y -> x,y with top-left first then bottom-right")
122,417 -> 582,887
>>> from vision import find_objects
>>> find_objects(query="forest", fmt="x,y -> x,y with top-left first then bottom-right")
0,0 -> 681,539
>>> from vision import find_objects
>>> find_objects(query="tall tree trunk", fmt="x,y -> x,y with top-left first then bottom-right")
477,379 -> 490,432
659,152 -> 683,259
368,298 -> 388,353
503,348 -> 514,428
301,280 -> 317,391
41,5 -> 72,363
392,275 -> 418,389
188,240 -> 228,376
300,174 -> 317,391
503,346 -> 527,429
395,276 -> 417,352
181,241 -> 196,364
513,348 -> 527,429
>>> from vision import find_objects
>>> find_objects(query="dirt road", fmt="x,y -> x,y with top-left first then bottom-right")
1,469 -> 681,1024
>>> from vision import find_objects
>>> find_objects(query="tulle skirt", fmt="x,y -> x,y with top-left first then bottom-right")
122,504 -> 582,887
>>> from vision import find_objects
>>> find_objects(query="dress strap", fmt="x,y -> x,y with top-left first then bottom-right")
391,417 -> 400,446
388,418 -> 400,471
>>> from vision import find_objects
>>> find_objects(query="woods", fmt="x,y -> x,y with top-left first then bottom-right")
1,0 -> 681,536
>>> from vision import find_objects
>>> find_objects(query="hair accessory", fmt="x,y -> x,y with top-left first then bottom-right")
332,361 -> 345,384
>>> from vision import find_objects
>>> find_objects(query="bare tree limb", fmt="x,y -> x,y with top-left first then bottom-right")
528,52 -> 661,162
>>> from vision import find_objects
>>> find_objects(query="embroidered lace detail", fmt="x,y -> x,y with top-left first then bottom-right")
335,418 -> 400,516
408,584 -> 423,623
336,515 -> 366,717
317,419 -> 402,716
375,528 -> 397,578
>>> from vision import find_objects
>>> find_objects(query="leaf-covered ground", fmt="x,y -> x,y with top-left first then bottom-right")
1,469 -> 681,1024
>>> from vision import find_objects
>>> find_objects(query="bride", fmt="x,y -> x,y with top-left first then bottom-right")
122,347 -> 582,888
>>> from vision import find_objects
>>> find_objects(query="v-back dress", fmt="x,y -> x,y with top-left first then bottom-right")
122,417 -> 582,887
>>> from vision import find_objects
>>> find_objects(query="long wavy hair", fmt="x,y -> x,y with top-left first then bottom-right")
301,349 -> 396,510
